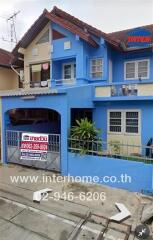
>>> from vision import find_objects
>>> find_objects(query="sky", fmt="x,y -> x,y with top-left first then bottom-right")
0,0 -> 153,51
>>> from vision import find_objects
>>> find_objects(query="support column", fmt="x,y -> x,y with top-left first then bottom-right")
1,111 -> 10,164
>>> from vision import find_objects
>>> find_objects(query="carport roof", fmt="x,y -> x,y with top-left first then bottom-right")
0,88 -> 66,97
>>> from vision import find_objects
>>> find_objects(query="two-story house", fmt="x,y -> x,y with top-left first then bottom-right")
0,6 -> 153,174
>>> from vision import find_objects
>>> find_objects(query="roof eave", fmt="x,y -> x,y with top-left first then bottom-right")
45,11 -> 99,48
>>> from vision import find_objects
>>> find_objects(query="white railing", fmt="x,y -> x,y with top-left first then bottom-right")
55,78 -> 76,86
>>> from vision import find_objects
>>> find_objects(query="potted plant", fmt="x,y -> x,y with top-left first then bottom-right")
109,140 -> 121,158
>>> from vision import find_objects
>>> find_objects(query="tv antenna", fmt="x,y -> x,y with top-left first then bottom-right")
7,11 -> 20,44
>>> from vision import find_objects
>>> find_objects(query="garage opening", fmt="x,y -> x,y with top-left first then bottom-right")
6,108 -> 61,172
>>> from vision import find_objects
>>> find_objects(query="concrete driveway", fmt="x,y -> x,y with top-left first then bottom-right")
0,164 -> 152,240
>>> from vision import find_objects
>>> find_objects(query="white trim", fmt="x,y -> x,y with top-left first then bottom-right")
124,59 -> 150,80
62,62 -> 76,80
90,57 -> 103,79
107,109 -> 141,136
107,110 -> 123,135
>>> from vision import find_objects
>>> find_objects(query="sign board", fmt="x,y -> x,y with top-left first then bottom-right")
20,133 -> 48,161
127,27 -> 152,48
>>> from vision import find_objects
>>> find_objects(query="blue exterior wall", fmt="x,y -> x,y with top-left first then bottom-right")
52,58 -> 76,80
93,100 -> 153,146
52,23 -> 85,83
111,48 -> 153,83
51,23 -> 153,85
51,23 -> 108,84
68,153 -> 153,193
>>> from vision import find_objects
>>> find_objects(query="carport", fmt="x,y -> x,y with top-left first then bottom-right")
6,108 -> 61,171
0,89 -> 68,174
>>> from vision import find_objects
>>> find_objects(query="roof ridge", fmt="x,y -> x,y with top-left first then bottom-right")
45,11 -> 98,47
51,6 -> 120,45
51,6 -> 106,35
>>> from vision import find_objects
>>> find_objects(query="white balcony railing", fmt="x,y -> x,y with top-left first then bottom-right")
95,82 -> 153,98
55,78 -> 76,86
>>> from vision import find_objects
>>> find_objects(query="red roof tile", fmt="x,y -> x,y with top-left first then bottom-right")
45,11 -> 99,47
0,48 -> 13,68
108,24 -> 153,48
51,6 -> 120,47
12,6 -> 153,59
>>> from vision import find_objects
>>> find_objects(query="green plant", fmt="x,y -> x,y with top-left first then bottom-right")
109,140 -> 121,155
69,118 -> 102,155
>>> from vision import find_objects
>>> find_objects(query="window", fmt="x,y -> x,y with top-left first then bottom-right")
126,111 -> 139,133
138,61 -> 149,78
64,41 -> 71,50
125,62 -> 135,79
36,30 -> 49,44
109,111 -> 122,133
108,110 -> 140,134
30,62 -> 50,87
125,59 -> 149,80
63,63 -> 76,79
91,58 -> 103,78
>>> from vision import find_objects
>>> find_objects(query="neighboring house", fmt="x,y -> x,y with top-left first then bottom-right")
0,48 -> 19,90
0,6 -> 153,174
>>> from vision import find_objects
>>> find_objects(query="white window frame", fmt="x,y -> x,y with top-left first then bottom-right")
124,59 -> 150,80
90,58 -> 103,79
62,62 -> 76,80
108,109 -> 141,136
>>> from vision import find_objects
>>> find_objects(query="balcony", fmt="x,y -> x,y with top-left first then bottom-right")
54,78 -> 76,86
30,80 -> 50,88
95,82 -> 153,100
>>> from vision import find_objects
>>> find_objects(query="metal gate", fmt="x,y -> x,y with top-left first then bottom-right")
6,130 -> 61,172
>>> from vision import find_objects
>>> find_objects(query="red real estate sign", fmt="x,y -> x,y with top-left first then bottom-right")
20,133 -> 48,161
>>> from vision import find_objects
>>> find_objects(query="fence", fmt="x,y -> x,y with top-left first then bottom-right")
68,138 -> 153,164
6,130 -> 60,153
6,130 -> 61,171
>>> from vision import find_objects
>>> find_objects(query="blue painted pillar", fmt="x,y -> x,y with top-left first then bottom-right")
1,109 -> 10,164
76,42 -> 86,84
60,102 -> 70,175
103,43 -> 109,81
61,115 -> 68,175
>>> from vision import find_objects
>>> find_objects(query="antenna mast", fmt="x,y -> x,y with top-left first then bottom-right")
7,11 -> 20,45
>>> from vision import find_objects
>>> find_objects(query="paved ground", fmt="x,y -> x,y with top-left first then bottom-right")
0,164 -> 152,240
